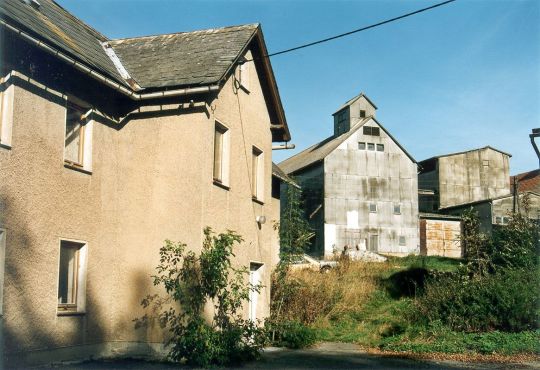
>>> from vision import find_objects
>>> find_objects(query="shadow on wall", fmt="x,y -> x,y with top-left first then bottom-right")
0,195 -> 107,367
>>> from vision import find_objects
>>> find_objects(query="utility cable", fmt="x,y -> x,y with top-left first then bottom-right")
243,0 -> 456,62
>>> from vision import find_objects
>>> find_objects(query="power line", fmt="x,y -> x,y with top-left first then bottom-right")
244,0 -> 456,62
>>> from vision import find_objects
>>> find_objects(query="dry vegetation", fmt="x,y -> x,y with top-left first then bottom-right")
275,258 -> 394,325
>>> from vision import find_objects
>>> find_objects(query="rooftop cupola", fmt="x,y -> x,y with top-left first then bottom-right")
332,92 -> 377,136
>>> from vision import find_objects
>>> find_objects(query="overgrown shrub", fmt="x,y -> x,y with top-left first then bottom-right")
136,228 -> 266,367
265,320 -> 316,349
414,268 -> 539,332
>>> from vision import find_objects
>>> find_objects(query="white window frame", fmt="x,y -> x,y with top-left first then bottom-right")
213,120 -> 230,187
252,146 -> 264,202
0,229 -> 6,316
64,101 -> 93,173
0,84 -> 14,148
57,238 -> 88,315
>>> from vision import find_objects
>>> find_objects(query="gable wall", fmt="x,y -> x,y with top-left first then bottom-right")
323,119 -> 419,257
0,44 -> 277,366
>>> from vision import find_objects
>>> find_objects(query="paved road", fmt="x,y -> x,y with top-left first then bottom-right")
45,343 -> 538,369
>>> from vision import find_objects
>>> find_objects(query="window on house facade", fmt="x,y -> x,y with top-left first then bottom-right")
495,216 -> 502,224
376,144 -> 384,152
369,203 -> 377,213
358,142 -> 366,150
393,204 -> 401,214
502,216 -> 510,225
64,102 -> 92,172
483,160 -> 489,167
252,146 -> 264,202
58,240 -> 87,313
367,143 -> 375,151
0,84 -> 14,148
399,236 -> 406,246
359,110 -> 366,118
363,126 -> 380,136
213,121 -> 230,187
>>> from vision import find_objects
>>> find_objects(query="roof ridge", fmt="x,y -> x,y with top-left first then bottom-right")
110,23 -> 260,43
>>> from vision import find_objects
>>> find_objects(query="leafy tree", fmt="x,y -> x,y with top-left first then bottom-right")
276,181 -> 314,262
136,228 -> 266,367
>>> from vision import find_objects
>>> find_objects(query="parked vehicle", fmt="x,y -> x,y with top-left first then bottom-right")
289,254 -> 338,273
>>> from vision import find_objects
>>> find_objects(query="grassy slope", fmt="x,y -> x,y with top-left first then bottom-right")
288,256 -> 539,355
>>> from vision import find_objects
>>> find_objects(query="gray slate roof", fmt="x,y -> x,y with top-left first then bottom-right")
1,0 -> 258,90
109,25 -> 258,89
0,0 -> 127,86
278,117 -> 371,174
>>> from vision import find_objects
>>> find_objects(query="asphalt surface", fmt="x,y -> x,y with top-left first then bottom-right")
44,342 -> 538,370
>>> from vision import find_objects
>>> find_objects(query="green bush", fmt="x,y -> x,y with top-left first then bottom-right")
414,268 -> 540,332
136,228 -> 266,367
266,320 -> 316,349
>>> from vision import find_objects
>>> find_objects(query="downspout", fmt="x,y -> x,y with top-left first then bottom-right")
0,20 -> 220,100
530,128 -> 540,169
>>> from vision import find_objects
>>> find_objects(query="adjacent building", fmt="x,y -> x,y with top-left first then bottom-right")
279,93 -> 419,258
0,0 -> 290,366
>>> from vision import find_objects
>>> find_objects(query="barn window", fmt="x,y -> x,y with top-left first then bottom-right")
369,203 -> 377,213
399,236 -> 406,246
358,142 -> 366,150
363,126 -> 380,136
376,144 -> 384,152
367,143 -> 375,151
393,204 -> 401,214
359,110 -> 366,118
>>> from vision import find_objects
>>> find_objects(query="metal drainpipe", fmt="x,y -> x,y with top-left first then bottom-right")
530,128 -> 540,169
1,20 -> 221,100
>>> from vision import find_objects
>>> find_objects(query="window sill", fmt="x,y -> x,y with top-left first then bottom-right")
252,197 -> 264,206
64,163 -> 92,175
0,143 -> 11,150
57,310 -> 86,317
213,180 -> 230,191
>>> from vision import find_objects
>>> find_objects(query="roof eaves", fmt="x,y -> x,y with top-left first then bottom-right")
419,146 -> 512,164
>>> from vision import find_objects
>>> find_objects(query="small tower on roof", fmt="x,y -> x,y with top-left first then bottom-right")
332,92 -> 377,137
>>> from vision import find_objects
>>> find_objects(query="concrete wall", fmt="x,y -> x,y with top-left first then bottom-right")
333,96 -> 376,137
492,193 -> 540,224
0,45 -> 279,366
420,218 -> 462,258
323,118 -> 419,258
438,148 -> 510,208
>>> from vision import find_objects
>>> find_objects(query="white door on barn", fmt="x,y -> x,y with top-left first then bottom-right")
249,263 -> 263,322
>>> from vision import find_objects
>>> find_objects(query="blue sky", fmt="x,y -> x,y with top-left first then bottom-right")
57,0 -> 540,175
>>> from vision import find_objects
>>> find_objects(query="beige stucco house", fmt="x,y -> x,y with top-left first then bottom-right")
0,0 -> 291,366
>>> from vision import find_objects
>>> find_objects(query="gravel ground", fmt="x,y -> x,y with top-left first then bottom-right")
43,342 -> 540,370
